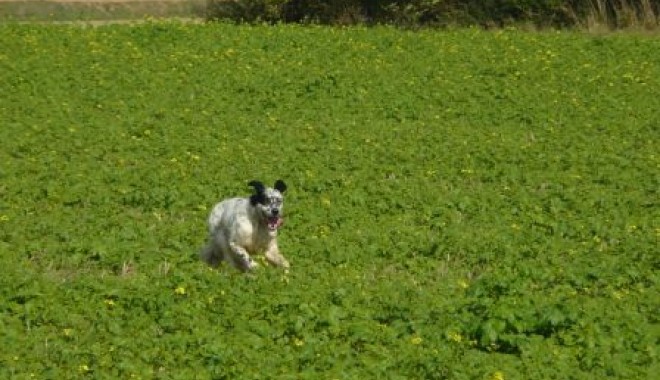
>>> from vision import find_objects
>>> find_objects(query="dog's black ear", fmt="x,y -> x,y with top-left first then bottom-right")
248,180 -> 265,194
274,179 -> 287,193
248,180 -> 266,205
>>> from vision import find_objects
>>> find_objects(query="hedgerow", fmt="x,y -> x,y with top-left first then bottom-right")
206,0 -> 660,28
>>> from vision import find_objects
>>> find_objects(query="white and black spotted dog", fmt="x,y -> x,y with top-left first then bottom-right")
200,180 -> 290,272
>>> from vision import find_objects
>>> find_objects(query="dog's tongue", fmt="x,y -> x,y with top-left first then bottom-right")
268,216 -> 283,230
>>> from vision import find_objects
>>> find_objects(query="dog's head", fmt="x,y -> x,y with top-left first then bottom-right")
248,179 -> 287,231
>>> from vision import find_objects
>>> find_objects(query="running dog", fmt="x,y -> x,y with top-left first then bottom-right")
200,180 -> 289,272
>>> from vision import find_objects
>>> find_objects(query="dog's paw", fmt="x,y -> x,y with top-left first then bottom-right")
247,260 -> 260,271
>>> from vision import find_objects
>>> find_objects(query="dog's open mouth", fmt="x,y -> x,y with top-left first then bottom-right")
267,216 -> 283,231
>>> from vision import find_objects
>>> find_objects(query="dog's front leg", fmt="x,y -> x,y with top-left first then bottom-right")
229,242 -> 259,271
265,241 -> 290,269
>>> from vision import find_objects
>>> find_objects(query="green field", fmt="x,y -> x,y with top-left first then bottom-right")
0,23 -> 658,378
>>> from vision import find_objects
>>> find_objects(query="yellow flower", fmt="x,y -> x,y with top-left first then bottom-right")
174,286 -> 186,295
318,225 -> 330,237
448,332 -> 463,343
490,371 -> 505,380
293,338 -> 304,347
410,336 -> 423,345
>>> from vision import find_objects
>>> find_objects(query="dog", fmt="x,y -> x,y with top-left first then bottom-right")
200,180 -> 290,272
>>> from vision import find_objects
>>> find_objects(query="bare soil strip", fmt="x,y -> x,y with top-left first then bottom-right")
0,0 -> 207,21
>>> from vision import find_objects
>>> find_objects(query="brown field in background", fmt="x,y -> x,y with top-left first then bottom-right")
0,0 -> 206,21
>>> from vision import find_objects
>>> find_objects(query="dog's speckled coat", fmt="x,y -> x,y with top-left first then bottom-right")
201,180 -> 289,272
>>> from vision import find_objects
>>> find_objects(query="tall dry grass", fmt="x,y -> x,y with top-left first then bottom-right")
572,0 -> 659,31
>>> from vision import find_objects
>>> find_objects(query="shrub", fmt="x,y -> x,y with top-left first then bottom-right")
206,0 -> 289,22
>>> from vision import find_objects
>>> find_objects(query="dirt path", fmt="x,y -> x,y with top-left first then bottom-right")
0,0 -> 195,3
0,0 -> 207,21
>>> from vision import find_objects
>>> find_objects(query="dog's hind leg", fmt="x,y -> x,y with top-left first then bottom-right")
201,230 -> 230,268
200,239 -> 221,267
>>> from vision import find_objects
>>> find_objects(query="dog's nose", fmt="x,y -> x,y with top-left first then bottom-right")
272,209 -> 279,216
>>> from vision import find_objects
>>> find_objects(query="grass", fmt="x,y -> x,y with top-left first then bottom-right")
0,22 -> 658,378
